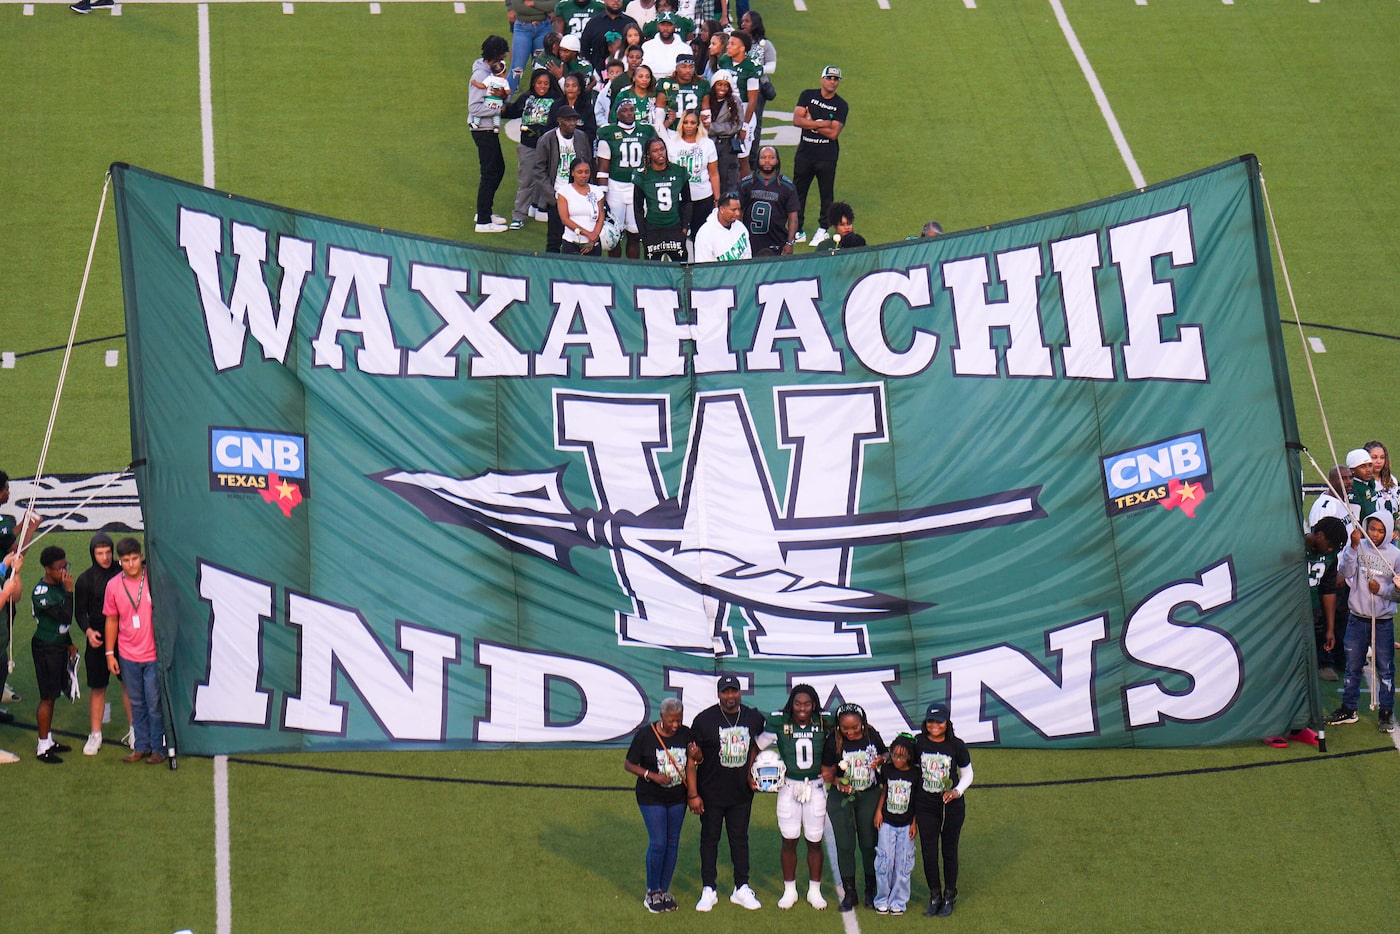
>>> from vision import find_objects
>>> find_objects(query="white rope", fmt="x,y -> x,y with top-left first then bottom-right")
22,172 -> 112,556
20,470 -> 135,552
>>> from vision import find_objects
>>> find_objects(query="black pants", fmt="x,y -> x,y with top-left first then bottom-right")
915,796 -> 965,897
712,137 -> 740,195
792,151 -> 838,233
698,796 -> 753,889
545,202 -> 565,254
472,130 -> 505,224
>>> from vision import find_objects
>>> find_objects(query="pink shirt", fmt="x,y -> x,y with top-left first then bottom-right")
103,571 -> 157,663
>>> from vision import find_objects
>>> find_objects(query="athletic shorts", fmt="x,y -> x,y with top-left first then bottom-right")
606,182 -> 638,233
643,226 -> 686,262
31,638 -> 71,701
85,641 -> 112,689
775,779 -> 827,842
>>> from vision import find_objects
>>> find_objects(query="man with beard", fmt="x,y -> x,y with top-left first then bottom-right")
633,137 -> 691,261
596,97 -> 656,258
580,0 -> 638,74
688,673 -> 765,912
738,145 -> 798,256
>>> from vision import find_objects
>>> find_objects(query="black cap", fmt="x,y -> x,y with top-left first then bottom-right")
923,704 -> 949,723
717,673 -> 742,692
556,105 -> 581,120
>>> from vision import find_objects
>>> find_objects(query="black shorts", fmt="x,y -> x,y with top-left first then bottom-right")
31,638 -> 71,701
85,641 -> 112,689
642,227 -> 686,262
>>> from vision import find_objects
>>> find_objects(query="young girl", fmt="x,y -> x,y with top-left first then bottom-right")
872,734 -> 919,915
914,704 -> 972,918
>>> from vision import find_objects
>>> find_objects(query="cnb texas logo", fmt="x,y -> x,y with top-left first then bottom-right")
1101,430 -> 1211,519
209,427 -> 309,518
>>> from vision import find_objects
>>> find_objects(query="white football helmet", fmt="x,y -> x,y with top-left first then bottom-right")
598,213 -> 622,252
751,748 -> 786,793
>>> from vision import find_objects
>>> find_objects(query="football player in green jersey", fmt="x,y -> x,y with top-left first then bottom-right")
632,137 -> 691,261
658,54 -> 709,124
595,98 -> 657,258
759,683 -> 831,910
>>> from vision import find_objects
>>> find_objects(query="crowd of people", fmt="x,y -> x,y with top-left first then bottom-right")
1302,441 -> 1400,736
0,470 -> 163,766
470,1 -> 929,260
624,678 -> 972,916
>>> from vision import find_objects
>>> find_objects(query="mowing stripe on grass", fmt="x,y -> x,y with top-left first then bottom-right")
222,744 -> 1396,792
1046,0 -> 1145,189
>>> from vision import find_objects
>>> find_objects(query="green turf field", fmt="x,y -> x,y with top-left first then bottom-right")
2,0 -> 1398,930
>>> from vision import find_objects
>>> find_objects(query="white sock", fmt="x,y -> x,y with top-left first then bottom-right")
784,880 -> 797,897
808,880 -> 822,895
103,701 -> 112,724
37,736 -> 53,755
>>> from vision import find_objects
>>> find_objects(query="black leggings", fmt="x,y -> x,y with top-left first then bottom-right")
915,796 -> 965,896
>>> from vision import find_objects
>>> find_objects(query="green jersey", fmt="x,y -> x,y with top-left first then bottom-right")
718,53 -> 761,102
1351,478 -> 1380,520
659,76 -> 709,117
611,87 -> 657,122
634,162 -> 689,229
764,712 -> 829,781
557,0 -> 603,35
32,579 -> 73,645
596,122 -> 656,184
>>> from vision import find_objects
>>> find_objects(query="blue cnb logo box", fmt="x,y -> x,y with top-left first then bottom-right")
209,427 -> 308,493
1101,431 -> 1211,516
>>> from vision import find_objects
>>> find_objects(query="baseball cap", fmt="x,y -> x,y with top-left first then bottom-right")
1346,448 -> 1372,469
821,65 -> 843,80
923,703 -> 949,723
717,673 -> 742,692
556,105 -> 580,120
560,34 -> 582,52
657,11 -> 675,22
674,53 -> 695,64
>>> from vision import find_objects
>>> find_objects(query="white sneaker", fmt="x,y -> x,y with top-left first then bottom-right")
696,887 -> 718,912
2,682 -> 20,703
0,748 -> 18,764
730,884 -> 761,910
122,726 -> 135,749
491,214 -> 507,225
84,731 -> 103,756
778,887 -> 799,910
474,222 -> 508,233
808,227 -> 830,248
806,884 -> 827,910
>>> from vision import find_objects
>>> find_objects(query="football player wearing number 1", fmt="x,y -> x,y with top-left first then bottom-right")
758,683 -> 831,910
738,145 -> 798,256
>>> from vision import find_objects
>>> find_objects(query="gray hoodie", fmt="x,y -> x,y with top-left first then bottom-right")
1339,507 -> 1400,619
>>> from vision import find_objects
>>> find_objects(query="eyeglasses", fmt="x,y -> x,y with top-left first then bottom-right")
823,75 -> 841,82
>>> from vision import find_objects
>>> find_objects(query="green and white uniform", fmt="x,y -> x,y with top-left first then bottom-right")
595,120 -> 656,232
763,712 -> 830,842
659,76 -> 709,118
557,0 -> 603,35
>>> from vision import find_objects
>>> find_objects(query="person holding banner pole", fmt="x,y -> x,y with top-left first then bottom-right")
1326,510 -> 1399,732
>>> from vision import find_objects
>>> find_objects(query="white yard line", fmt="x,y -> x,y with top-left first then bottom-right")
1046,0 -> 1145,189
199,3 -> 215,187
1308,337 -> 1326,353
215,755 -> 232,934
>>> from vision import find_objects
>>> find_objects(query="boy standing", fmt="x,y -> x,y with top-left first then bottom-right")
103,538 -> 165,763
759,683 -> 830,910
76,532 -> 129,755
31,546 -> 76,763
1326,511 -> 1400,732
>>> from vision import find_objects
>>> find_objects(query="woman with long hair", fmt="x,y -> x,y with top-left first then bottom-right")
560,71 -> 598,141
613,63 -> 660,123
822,703 -> 886,911
706,71 -> 744,194
913,704 -> 972,918
1367,440 -> 1399,536
557,158 -> 608,255
653,108 -> 720,236
502,68 -> 563,228
623,696 -> 695,912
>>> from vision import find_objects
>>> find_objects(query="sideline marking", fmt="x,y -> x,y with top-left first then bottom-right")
793,0 -> 806,10
964,0 -> 975,8
1308,337 -> 1326,353
876,0 -> 888,8
200,4 -> 214,188
215,755 -> 232,934
1046,0 -> 1145,189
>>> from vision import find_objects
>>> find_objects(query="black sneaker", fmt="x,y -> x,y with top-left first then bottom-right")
1380,710 -> 1395,733
1325,707 -> 1358,725
52,742 -> 73,754
937,891 -> 957,917
643,891 -> 662,913
91,0 -> 114,6
36,748 -> 63,764
70,0 -> 93,11
658,892 -> 677,912
923,895 -> 943,917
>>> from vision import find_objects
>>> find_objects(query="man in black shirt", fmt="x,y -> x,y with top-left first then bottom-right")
791,65 -> 849,248
738,146 -> 799,256
688,673 -> 766,912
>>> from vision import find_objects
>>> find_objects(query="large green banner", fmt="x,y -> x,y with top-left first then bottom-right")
112,157 -> 1310,754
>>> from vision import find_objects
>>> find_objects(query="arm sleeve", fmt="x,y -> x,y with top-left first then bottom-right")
755,731 -> 776,750
954,762 -> 973,796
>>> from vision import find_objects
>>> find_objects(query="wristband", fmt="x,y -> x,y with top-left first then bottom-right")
105,651 -> 115,656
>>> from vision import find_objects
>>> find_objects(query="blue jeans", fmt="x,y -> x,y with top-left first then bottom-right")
639,802 -> 687,891
510,20 -> 551,91
121,655 -> 164,753
1341,613 -> 1395,711
874,821 -> 917,912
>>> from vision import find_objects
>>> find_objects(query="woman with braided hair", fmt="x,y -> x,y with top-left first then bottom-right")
822,702 -> 886,911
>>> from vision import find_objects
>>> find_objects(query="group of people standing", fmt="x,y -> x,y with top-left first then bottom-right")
624,677 -> 972,917
468,0 -> 854,259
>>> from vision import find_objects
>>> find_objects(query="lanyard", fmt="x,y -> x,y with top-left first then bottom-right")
122,572 -> 146,613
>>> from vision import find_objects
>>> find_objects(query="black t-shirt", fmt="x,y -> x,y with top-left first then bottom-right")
738,171 -> 799,256
878,762 -> 918,827
626,723 -> 695,806
794,88 -> 849,158
912,733 -> 971,814
690,703 -> 766,807
821,726 -> 886,794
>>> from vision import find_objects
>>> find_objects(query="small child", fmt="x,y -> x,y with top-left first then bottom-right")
1327,511 -> 1400,732
872,734 -> 919,915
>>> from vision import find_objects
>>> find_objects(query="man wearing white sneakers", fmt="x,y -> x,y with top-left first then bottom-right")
688,673 -> 765,912
758,683 -> 830,910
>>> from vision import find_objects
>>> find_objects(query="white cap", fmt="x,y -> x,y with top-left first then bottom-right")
1345,448 -> 1372,469
560,34 -> 582,52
